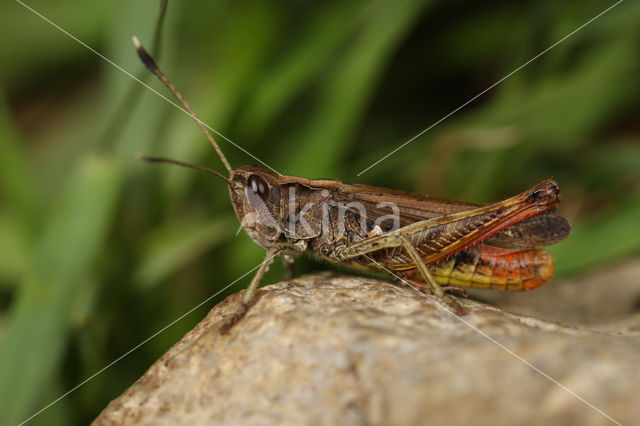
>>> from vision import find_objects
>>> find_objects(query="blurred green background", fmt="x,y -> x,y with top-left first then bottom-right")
1,0 -> 639,424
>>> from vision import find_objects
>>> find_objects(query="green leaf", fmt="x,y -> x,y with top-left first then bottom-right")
0,156 -> 121,425
0,212 -> 30,284
285,0 -> 434,178
0,93 -> 40,229
134,215 -> 234,290
550,198 -> 640,277
236,0 -> 365,137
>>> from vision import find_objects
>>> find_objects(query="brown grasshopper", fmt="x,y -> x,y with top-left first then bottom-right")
133,38 -> 570,326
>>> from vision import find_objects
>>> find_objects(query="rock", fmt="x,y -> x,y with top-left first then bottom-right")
93,272 -> 639,426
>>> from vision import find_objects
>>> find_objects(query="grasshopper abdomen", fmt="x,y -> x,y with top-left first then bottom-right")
423,246 -> 553,291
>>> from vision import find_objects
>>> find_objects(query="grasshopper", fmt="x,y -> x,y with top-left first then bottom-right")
133,38 -> 570,326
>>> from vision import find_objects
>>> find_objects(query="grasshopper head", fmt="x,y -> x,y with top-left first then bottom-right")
230,166 -> 283,248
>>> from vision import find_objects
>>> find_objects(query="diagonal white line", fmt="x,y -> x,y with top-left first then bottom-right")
14,0 -> 280,175
357,0 -> 624,176
361,253 -> 622,425
18,253 -> 279,426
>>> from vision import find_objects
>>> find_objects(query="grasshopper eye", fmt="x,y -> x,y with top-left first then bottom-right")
247,174 -> 269,202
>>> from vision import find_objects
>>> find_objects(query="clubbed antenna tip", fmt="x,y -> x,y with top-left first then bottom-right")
132,36 -> 158,74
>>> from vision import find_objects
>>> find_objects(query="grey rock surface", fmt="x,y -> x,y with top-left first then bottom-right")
93,270 -> 639,426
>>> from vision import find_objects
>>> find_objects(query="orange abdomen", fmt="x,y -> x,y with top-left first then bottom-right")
414,245 -> 554,291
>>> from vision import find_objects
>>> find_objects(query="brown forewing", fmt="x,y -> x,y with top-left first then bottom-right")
330,182 -> 570,248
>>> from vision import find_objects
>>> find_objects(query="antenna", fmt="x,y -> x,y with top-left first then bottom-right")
132,36 -> 234,175
140,156 -> 234,185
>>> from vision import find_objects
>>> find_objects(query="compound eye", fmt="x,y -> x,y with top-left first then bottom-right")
247,174 -> 269,202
